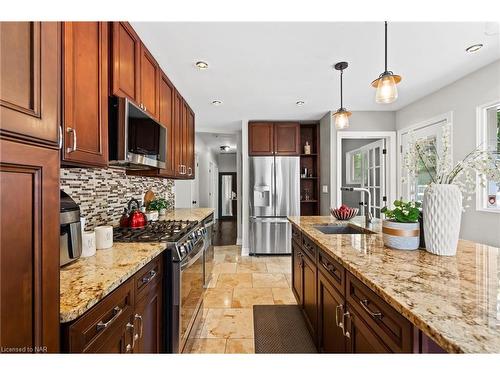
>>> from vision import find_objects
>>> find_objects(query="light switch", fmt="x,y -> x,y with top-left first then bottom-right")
322,185 -> 328,193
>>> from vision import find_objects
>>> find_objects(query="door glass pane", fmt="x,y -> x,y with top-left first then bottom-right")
369,149 -> 374,167
375,147 -> 380,166
221,175 -> 233,216
414,136 -> 437,202
375,167 -> 380,187
375,188 -> 380,207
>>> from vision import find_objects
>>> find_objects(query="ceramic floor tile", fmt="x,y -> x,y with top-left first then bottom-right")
199,308 -> 254,339
212,263 -> 237,274
285,273 -> 293,287
272,288 -> 297,305
264,256 -> 292,264
184,338 -> 227,353
190,308 -> 209,338
206,274 -> 219,288
225,339 -> 255,354
216,273 -> 253,288
232,288 -> 274,308
236,262 -> 268,273
252,272 -> 289,288
203,288 -> 233,308
265,262 -> 292,273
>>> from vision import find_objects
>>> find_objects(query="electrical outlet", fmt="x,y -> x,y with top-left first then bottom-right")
322,185 -> 328,193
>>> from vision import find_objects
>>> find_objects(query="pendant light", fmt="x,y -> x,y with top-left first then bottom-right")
333,61 -> 351,130
371,21 -> 401,104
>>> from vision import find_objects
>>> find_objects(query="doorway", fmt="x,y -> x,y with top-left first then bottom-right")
218,172 -> 237,220
336,131 -> 396,219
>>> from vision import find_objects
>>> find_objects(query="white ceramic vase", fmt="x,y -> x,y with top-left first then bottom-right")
423,184 -> 462,256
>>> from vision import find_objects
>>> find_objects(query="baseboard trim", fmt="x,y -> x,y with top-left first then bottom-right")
241,247 -> 249,256
236,237 -> 242,245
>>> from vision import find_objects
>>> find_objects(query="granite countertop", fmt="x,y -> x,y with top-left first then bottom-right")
60,207 -> 214,323
287,215 -> 500,353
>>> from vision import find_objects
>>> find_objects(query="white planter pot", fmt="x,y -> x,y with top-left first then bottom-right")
423,184 -> 462,256
382,220 -> 420,250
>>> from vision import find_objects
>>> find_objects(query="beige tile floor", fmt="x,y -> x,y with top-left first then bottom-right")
184,245 -> 297,354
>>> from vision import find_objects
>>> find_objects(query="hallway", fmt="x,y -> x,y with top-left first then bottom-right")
212,220 -> 237,246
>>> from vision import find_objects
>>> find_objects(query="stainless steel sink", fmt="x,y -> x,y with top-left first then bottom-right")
313,224 -> 373,235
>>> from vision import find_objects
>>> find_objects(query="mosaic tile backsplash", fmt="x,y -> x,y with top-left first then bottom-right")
60,168 -> 175,230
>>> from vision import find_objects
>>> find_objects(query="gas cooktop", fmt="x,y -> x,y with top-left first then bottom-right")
113,220 -> 199,243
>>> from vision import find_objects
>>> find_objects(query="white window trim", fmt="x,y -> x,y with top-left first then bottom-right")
476,99 -> 500,213
397,111 -> 453,200
336,131 -> 397,209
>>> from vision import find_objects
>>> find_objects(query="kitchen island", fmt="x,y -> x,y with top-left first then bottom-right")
288,215 -> 500,353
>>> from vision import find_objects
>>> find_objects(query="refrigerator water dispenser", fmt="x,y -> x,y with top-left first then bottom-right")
253,185 -> 271,207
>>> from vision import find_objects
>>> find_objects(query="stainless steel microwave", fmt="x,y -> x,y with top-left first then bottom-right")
109,96 -> 167,170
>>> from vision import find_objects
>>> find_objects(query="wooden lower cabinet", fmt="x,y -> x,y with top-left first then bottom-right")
62,255 -> 163,353
317,271 -> 345,353
290,227 -> 443,354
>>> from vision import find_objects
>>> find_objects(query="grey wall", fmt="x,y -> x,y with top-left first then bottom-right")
341,138 -> 381,209
319,112 -> 333,215
194,133 -> 219,209
218,153 -> 237,173
396,59 -> 500,247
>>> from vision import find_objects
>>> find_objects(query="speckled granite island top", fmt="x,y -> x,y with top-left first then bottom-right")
288,216 -> 500,353
60,208 -> 214,323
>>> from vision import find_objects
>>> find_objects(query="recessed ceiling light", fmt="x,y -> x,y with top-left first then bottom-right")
465,44 -> 483,53
212,100 -> 222,106
220,145 -> 230,152
195,61 -> 209,69
296,100 -> 305,106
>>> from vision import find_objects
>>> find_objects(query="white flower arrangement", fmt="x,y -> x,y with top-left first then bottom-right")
404,123 -> 500,209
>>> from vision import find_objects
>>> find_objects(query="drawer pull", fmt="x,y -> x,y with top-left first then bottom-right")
142,269 -> 157,284
343,311 -> 351,339
320,260 -> 335,273
360,299 -> 383,320
335,304 -> 344,330
126,322 -> 136,350
96,306 -> 123,331
135,314 -> 143,339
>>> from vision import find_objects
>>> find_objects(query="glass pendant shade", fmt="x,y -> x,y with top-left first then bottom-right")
333,109 -> 351,130
375,74 -> 398,104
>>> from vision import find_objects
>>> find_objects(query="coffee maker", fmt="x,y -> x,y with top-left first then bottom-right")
60,190 -> 82,266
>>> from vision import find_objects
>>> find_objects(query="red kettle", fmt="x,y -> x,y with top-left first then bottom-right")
127,198 -> 147,228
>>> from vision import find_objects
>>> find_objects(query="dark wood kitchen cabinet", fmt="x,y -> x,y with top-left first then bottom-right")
0,22 -> 60,147
0,139 -> 60,353
61,22 -> 109,167
111,22 -> 141,104
248,121 -> 300,156
62,255 -> 163,353
159,73 -> 176,177
290,226 -> 427,354
139,44 -> 160,120
185,103 -> 195,179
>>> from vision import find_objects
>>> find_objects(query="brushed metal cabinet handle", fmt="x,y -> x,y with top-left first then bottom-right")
343,311 -> 351,338
135,314 -> 143,339
126,322 -> 135,350
141,269 -> 157,284
66,127 -> 77,153
96,306 -> 123,331
360,298 -> 383,320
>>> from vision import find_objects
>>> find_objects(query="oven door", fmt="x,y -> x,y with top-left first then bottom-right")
179,238 -> 205,352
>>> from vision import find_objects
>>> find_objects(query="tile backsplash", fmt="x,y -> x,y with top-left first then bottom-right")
60,168 -> 174,229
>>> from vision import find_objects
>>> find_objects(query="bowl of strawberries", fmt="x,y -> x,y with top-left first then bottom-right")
330,204 -> 359,221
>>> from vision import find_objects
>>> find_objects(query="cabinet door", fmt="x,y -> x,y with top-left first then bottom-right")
159,73 -> 175,177
317,271 -> 346,353
62,22 -> 108,167
139,44 -> 160,120
111,22 -> 141,103
291,241 -> 303,305
302,252 -> 317,339
181,100 -> 189,178
249,122 -> 274,156
0,139 -> 60,352
0,22 -> 60,147
344,306 -> 391,353
274,122 -> 300,155
186,106 -> 195,179
87,316 -> 135,354
134,279 -> 163,353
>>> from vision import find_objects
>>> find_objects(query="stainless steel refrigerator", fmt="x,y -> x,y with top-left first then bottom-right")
249,156 -> 300,255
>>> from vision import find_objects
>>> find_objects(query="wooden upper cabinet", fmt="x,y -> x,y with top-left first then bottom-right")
62,22 -> 108,167
249,122 -> 274,155
173,91 -> 183,177
0,22 -> 60,147
274,122 -> 300,155
159,73 -> 175,177
139,44 -> 160,120
111,22 -> 141,103
0,139 -> 60,352
186,106 -> 195,179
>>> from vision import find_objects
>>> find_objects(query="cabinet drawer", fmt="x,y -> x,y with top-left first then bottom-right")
292,225 -> 302,245
346,272 -> 413,353
136,256 -> 162,299
318,251 -> 344,294
301,234 -> 317,261
66,278 -> 135,352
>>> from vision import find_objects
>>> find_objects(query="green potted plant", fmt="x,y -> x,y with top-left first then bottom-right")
381,200 -> 421,251
146,198 -> 168,221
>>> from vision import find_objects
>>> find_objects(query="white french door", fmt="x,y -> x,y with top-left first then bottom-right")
359,139 -> 386,219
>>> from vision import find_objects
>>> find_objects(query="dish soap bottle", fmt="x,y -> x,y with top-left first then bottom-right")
304,141 -> 311,155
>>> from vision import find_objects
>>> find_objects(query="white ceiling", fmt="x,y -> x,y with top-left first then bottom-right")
197,132 -> 238,154
132,22 -> 500,132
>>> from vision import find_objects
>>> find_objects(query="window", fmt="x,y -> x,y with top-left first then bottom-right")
476,101 -> 500,212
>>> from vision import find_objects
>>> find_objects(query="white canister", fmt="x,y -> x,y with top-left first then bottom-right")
81,231 -> 97,257
382,220 -> 420,251
95,225 -> 113,250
